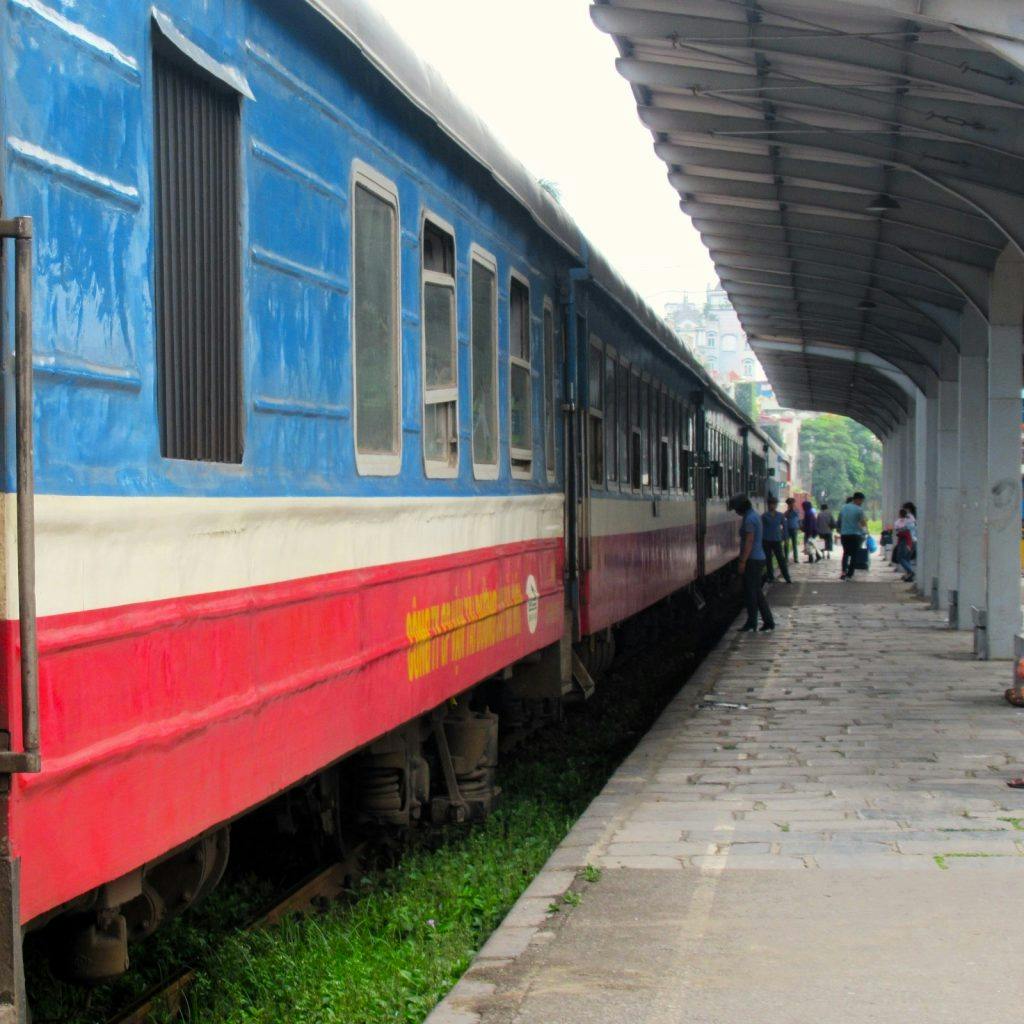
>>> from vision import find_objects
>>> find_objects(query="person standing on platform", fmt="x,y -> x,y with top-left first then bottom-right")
893,505 -> 916,582
784,496 -> 801,563
817,502 -> 836,559
839,492 -> 868,580
729,494 -> 775,632
762,496 -> 791,583
801,500 -> 822,562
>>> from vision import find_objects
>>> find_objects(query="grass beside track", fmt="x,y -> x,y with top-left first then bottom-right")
31,607 -> 730,1024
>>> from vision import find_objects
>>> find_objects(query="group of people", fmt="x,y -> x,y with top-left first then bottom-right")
728,492 -> 871,634
761,494 -> 868,583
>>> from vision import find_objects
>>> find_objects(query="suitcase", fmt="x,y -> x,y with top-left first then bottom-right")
853,544 -> 870,571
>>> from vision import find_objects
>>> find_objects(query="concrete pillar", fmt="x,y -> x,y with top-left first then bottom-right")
903,414 -> 916,508
888,426 -> 900,520
888,422 -> 904,520
901,413 -> 917,509
956,310 -> 989,629
986,248 -> 1024,658
881,434 -> 893,525
914,391 -> 929,596
936,340 -> 960,611
920,378 -> 940,601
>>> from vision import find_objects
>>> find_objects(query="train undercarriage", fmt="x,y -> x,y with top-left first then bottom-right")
29,571 -> 733,989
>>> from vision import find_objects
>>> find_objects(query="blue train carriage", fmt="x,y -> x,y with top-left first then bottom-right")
0,0 -> 786,1009
568,255 -> 778,648
0,0 -> 575,992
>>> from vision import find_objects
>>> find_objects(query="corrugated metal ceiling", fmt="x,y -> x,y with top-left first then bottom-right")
591,0 -> 1024,435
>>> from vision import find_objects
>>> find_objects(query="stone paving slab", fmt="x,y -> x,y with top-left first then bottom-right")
426,559 -> 1024,1024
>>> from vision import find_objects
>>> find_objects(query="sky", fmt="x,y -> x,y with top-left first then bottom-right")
367,0 -> 718,313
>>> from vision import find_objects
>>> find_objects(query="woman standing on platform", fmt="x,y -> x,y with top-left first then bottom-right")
894,505 -> 916,582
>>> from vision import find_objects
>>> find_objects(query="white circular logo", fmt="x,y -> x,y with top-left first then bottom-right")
525,575 -> 539,634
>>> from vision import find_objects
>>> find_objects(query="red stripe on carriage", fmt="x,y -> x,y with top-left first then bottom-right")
0,538 -> 563,924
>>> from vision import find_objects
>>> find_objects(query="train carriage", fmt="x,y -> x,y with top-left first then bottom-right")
0,0 -> 786,1011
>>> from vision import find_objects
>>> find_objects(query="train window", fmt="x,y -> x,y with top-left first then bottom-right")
543,301 -> 556,481
153,49 -> 243,464
709,430 -> 719,497
670,399 -> 679,491
646,382 -> 657,491
422,217 -> 458,476
751,453 -> 766,496
471,248 -> 499,477
640,381 -> 652,490
588,338 -> 604,487
630,370 -> 642,490
617,358 -> 629,485
605,351 -> 617,485
352,167 -> 401,474
509,275 -> 532,475
658,389 -> 669,494
675,400 -> 683,490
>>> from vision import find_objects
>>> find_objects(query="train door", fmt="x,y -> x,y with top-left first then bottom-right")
561,301 -> 587,641
693,394 -> 708,580
1,204 -> 39,1024
579,319 -> 596,592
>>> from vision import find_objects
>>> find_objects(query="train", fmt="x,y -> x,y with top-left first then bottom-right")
0,0 -> 789,1007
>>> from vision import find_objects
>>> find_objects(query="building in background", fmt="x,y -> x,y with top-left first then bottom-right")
664,283 -> 766,391
664,283 -> 807,489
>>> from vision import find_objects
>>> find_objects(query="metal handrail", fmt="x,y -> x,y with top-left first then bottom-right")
0,216 -> 40,774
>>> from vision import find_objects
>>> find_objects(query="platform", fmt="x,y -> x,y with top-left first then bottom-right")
427,558 -> 1024,1024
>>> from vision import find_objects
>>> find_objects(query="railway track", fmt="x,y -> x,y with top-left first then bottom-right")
106,862 -> 353,1024
46,591 -> 741,1024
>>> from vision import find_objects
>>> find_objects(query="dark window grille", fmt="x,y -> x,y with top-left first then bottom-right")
153,49 -> 243,463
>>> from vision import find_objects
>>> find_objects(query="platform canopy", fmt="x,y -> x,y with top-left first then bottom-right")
591,0 -> 1024,435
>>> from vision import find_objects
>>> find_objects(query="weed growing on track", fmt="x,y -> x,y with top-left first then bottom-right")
178,638 -> 707,1024
28,610 -> 728,1024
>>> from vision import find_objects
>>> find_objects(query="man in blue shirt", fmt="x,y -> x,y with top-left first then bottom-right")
838,491 -> 868,579
729,495 -> 775,632
761,496 -> 791,583
783,497 -> 801,562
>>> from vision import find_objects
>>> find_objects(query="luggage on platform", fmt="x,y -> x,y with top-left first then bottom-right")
853,544 -> 870,571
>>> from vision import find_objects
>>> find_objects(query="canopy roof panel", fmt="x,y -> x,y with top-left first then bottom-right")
592,0 -> 1024,435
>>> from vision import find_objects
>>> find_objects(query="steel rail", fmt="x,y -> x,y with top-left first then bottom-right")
106,861 -> 353,1024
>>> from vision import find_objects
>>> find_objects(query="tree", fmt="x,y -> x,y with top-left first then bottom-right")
800,415 -> 882,516
537,178 -> 562,204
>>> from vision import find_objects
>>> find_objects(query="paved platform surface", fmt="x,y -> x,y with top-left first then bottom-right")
427,557 -> 1024,1024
